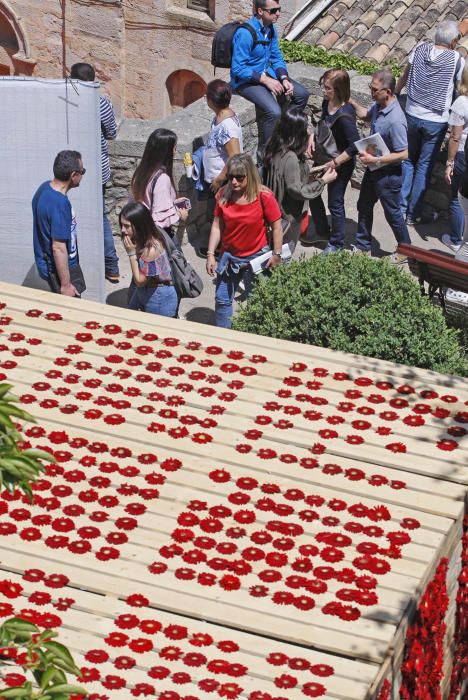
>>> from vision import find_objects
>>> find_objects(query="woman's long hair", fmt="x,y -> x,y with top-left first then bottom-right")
220,153 -> 262,204
131,128 -> 177,202
263,108 -> 310,168
119,201 -> 168,253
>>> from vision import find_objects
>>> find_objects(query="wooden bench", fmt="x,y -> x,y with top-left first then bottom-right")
396,243 -> 468,312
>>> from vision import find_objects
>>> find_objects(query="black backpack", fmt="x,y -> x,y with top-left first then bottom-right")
211,21 -> 270,69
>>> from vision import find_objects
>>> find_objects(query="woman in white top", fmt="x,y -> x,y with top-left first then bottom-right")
442,66 -> 468,252
199,80 -> 243,256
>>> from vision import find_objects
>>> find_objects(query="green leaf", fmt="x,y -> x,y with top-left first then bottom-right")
46,684 -> 88,694
39,666 -> 61,690
0,687 -> 30,698
3,618 -> 39,634
42,641 -> 76,670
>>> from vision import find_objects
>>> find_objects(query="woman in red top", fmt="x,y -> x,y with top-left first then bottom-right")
206,154 -> 283,328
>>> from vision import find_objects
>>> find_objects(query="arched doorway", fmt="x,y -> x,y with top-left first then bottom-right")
0,2 -> 36,75
0,12 -> 17,74
166,70 -> 207,111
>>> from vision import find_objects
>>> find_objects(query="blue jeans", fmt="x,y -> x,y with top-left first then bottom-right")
400,115 -> 447,220
215,248 -> 268,328
309,160 -> 354,247
103,189 -> 119,276
128,284 -> 178,317
448,150 -> 466,243
356,167 -> 411,251
236,79 -> 309,147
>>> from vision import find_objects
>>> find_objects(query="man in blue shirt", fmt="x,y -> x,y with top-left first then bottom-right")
332,69 -> 411,261
32,150 -> 86,296
231,0 -> 309,152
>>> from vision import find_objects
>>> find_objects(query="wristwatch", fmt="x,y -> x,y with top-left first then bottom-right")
273,250 -> 283,259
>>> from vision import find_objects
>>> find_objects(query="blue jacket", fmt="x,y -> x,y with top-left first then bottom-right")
230,17 -> 288,89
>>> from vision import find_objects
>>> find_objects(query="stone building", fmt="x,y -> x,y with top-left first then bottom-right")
0,0 -> 299,120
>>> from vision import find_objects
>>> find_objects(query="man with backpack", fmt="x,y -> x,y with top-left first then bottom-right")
227,0 -> 309,155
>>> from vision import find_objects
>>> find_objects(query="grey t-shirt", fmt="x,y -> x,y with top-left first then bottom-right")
368,98 -> 408,154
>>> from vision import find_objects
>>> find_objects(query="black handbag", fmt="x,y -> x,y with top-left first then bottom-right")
47,263 -> 86,296
314,113 -> 353,165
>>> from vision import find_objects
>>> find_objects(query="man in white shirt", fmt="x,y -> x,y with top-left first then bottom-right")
396,20 -> 464,225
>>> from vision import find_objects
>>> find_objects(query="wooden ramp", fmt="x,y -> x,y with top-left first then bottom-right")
0,281 -> 466,699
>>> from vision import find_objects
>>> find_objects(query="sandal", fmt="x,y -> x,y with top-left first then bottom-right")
105,273 -> 120,284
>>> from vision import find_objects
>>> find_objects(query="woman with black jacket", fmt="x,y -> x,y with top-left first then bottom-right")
309,69 -> 360,254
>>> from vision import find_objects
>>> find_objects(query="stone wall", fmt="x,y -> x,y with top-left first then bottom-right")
105,64 -> 452,243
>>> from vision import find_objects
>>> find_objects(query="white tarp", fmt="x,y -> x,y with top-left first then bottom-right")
0,77 -> 105,302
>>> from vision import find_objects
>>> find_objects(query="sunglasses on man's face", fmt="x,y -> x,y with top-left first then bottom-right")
228,173 -> 247,182
264,6 -> 281,13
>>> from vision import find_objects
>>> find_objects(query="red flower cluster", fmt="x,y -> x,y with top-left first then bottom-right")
400,558 -> 449,700
376,679 -> 391,700
448,513 -> 468,700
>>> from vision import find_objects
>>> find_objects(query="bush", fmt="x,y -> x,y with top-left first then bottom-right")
233,253 -> 467,377
446,312 -> 468,354
279,40 -> 402,77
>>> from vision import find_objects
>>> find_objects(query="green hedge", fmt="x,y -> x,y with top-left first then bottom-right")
233,253 -> 467,377
279,40 -> 402,77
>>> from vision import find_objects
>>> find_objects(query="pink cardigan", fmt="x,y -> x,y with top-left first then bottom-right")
143,171 -> 179,229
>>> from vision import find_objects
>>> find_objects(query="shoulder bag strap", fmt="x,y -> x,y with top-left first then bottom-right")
159,227 -> 175,256
149,169 -> 164,210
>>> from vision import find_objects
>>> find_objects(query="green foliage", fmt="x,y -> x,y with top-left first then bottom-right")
446,312 -> 468,354
280,40 -> 402,77
0,383 -> 54,500
0,617 -> 86,699
233,253 -> 467,377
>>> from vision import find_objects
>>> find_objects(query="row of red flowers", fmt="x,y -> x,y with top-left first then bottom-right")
400,558 -> 449,700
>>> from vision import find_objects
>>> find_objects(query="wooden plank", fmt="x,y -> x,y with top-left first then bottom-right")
0,570 -> 377,700
0,554 -> 381,697
5,356 -> 468,462
2,281 -> 468,390
4,377 -> 468,488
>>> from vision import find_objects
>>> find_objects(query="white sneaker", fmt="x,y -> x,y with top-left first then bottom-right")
389,252 -> 408,265
441,234 -> 462,253
350,245 -> 371,256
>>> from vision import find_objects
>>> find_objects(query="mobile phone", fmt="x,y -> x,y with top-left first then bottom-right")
174,197 -> 192,211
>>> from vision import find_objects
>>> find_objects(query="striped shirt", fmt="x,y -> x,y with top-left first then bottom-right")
100,95 -> 117,184
407,42 -> 462,119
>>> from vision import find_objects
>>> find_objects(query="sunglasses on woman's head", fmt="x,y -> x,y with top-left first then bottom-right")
228,173 -> 247,182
